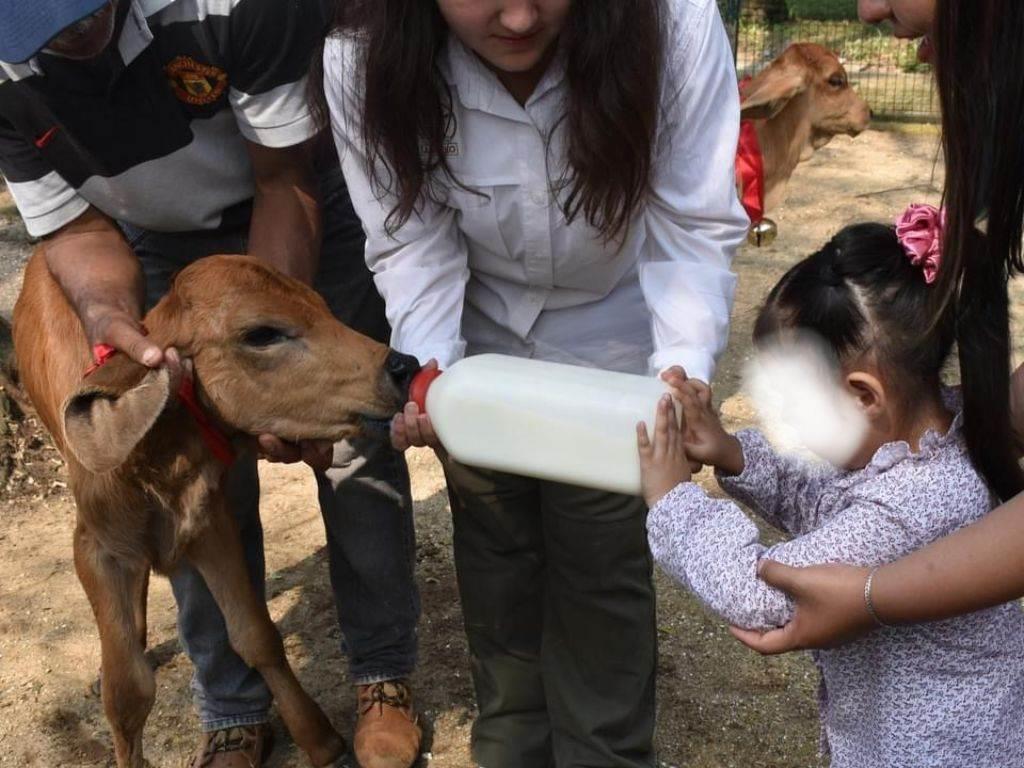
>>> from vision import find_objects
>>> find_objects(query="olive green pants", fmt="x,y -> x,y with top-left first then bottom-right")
445,461 -> 657,768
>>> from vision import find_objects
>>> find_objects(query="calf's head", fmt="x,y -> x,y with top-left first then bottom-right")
741,43 -> 871,147
63,255 -> 417,473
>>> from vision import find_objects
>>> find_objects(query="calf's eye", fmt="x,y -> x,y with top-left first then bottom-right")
241,326 -> 291,348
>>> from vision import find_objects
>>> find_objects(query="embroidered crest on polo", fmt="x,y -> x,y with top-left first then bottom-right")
165,55 -> 227,106
0,0 -> 325,238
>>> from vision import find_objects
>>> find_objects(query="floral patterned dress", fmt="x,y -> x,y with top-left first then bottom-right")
648,411 -> 1024,767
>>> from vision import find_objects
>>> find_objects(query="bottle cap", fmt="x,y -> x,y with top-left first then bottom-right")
409,368 -> 443,413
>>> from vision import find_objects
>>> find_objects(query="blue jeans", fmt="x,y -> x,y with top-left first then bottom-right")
123,167 -> 420,730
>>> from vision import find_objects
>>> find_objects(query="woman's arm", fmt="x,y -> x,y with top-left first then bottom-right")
323,36 -> 470,371
732,490 -> 1024,653
640,0 -> 749,381
323,37 -> 469,451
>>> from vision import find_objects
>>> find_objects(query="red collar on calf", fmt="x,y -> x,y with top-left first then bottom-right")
736,76 -> 765,226
85,343 -> 236,466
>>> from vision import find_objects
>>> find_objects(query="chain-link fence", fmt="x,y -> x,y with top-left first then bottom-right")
718,0 -> 939,123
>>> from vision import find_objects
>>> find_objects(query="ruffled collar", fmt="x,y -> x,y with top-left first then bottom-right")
842,388 -> 964,483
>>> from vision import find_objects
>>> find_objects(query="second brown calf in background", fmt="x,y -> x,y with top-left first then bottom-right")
742,42 -> 872,214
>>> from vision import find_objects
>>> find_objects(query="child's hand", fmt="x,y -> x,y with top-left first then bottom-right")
638,393 -> 691,507
671,379 -> 745,476
660,366 -> 704,474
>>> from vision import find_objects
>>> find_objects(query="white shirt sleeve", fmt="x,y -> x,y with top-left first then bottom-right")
323,37 -> 470,368
229,79 -> 319,148
5,171 -> 89,237
640,0 -> 749,382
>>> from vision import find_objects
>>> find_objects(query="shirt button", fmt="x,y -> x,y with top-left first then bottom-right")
531,190 -> 547,205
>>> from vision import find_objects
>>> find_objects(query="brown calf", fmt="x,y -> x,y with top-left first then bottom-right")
12,250 -> 418,767
743,42 -> 872,213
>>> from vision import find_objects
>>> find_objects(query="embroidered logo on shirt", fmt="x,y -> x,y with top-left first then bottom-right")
420,112 -> 460,157
165,56 -> 228,106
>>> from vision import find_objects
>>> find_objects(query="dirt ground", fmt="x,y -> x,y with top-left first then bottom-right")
0,126 -> 954,768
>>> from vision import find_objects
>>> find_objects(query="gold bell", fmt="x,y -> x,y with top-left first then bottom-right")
747,218 -> 778,247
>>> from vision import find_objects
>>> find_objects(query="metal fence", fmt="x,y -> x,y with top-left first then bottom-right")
717,0 -> 939,123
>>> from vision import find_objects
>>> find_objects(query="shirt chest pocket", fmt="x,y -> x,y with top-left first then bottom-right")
444,175 -> 524,263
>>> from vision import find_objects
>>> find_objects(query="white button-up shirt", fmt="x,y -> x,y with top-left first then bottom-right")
325,0 -> 748,381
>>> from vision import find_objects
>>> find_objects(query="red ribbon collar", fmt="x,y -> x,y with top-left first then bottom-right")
736,76 -> 766,226
85,343 -> 236,466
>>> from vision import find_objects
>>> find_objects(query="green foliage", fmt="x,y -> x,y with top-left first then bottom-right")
784,0 -> 859,21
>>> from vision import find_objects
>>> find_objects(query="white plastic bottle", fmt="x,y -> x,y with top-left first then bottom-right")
409,354 -> 673,495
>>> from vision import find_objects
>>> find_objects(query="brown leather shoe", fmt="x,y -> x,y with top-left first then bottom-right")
186,724 -> 274,768
353,680 -> 422,768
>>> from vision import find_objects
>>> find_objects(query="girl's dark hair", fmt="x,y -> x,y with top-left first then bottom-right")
754,223 -> 955,409
932,0 -> 1024,501
311,0 -> 664,238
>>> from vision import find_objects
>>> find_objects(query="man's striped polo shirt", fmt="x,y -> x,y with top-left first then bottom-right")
0,0 -> 331,238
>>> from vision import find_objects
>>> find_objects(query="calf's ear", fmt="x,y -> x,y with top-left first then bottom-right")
740,64 -> 808,121
62,359 -> 174,473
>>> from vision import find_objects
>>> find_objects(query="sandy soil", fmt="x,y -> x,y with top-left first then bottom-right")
0,126 -> 952,768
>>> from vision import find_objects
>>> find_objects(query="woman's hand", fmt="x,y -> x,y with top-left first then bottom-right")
638,393 -> 691,507
670,377 -> 744,476
728,560 -> 875,653
390,401 -> 443,455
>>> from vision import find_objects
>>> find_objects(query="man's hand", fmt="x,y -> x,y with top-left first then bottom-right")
87,305 -> 163,367
258,436 -> 334,472
44,207 -> 164,367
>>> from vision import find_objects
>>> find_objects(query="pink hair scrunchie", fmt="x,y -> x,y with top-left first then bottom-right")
895,203 -> 945,284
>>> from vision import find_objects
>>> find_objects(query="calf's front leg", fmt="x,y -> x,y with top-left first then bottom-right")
74,525 -> 155,768
184,495 -> 346,767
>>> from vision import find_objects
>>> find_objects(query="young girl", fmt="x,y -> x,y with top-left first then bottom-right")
639,210 -> 1024,767
736,0 -> 1024,655
321,0 -> 748,764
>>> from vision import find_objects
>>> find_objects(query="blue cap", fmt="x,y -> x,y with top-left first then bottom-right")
0,0 -> 110,64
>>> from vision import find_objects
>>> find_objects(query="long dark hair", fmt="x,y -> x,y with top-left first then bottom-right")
755,224 -> 955,408
312,0 -> 665,238
933,0 -> 1024,501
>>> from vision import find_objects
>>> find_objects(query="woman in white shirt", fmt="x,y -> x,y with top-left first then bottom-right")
321,1 -> 747,764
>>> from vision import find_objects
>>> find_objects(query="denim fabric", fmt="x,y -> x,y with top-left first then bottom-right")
124,166 -> 419,729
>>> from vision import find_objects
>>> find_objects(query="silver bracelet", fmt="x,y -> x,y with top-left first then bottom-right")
864,566 -> 890,628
